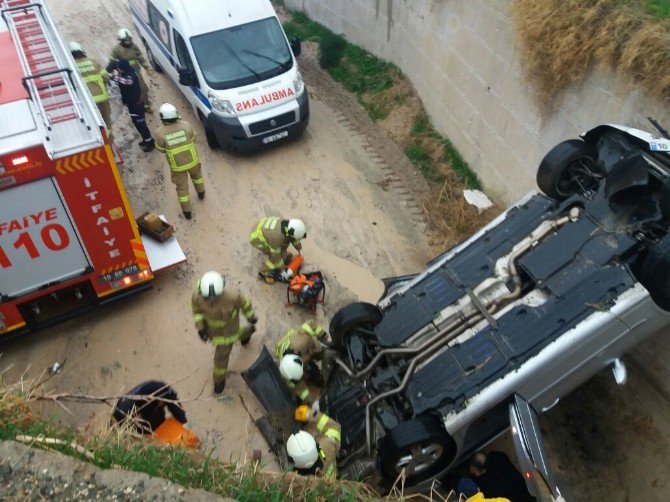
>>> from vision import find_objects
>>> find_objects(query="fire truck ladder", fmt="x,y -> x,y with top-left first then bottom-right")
1,0 -> 103,158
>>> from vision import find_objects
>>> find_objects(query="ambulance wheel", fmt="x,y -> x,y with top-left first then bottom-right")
329,302 -> 382,349
144,43 -> 163,73
200,113 -> 219,149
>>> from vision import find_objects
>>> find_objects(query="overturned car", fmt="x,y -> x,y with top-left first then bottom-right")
320,123 -> 670,493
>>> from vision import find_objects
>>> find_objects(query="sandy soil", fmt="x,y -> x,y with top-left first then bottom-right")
3,2 -> 670,501
0,0 -> 433,470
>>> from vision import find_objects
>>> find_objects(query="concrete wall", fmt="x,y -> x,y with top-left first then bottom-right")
286,0 -> 670,204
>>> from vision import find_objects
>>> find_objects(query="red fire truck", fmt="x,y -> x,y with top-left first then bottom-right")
0,0 -> 182,338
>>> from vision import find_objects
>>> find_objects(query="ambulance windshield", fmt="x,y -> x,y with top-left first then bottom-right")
191,17 -> 293,90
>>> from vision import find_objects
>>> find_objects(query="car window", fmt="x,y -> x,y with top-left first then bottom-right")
173,30 -> 194,70
147,2 -> 170,50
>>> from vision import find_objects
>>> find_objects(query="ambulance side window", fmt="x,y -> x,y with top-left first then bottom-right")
173,30 -> 194,71
147,2 -> 171,50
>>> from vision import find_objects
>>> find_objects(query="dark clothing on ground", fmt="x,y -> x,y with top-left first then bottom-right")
105,58 -> 152,143
473,451 -> 535,502
112,380 -> 186,434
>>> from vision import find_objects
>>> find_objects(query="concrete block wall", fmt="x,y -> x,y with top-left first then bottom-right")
286,0 -> 670,205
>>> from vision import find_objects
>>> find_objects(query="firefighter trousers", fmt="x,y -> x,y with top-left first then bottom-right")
212,329 -> 252,384
138,72 -> 151,109
171,163 -> 205,213
259,248 -> 291,275
127,101 -> 152,142
97,100 -> 113,141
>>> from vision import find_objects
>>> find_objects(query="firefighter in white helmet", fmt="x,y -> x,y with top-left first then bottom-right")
154,103 -> 206,220
249,217 -> 306,284
279,353 -> 315,404
191,271 -> 257,394
70,42 -> 113,141
287,405 -> 341,479
110,28 -> 152,112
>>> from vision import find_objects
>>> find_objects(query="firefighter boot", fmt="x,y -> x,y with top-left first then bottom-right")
214,381 -> 226,394
258,272 -> 275,285
183,211 -> 192,220
198,191 -> 205,200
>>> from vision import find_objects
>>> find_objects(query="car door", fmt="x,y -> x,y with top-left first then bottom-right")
509,394 -> 564,502
172,29 -> 204,115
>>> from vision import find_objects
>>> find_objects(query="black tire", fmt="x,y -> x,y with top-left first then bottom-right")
379,414 -> 456,484
199,112 -> 219,149
640,233 -> 670,310
537,139 -> 601,200
145,45 -> 163,73
328,302 -> 382,349
659,181 -> 670,221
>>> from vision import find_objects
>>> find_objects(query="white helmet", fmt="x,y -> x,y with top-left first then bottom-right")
69,41 -> 84,54
199,271 -> 225,298
286,431 -> 318,469
117,28 -> 133,41
279,354 -> 303,382
159,103 -> 179,121
286,219 -> 306,241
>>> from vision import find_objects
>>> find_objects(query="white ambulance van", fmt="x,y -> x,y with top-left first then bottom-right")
129,0 -> 309,151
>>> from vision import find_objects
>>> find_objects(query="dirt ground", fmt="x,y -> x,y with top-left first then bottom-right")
3,1 -> 670,501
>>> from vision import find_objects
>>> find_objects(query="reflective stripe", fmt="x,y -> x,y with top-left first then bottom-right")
324,463 -> 335,480
211,333 -> 240,346
205,311 -> 237,329
178,195 -> 190,203
193,313 -> 205,322
249,217 -> 282,253
301,322 -> 323,338
213,366 -> 227,376
286,380 -> 296,389
275,329 -> 295,359
316,413 -> 330,432
192,177 -> 204,184
299,388 -> 310,401
166,142 -> 199,171
319,448 -> 326,460
324,428 -> 341,442
265,257 -> 283,270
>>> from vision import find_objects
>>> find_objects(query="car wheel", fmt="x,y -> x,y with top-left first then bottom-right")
537,139 -> 601,200
145,45 -> 163,73
640,233 -> 670,310
198,112 -> 219,149
379,414 -> 456,484
329,302 -> 382,349
659,181 -> 670,221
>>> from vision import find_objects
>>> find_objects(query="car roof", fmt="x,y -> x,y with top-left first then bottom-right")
167,0 -> 277,36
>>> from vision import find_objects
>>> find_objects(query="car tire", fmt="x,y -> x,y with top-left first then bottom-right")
145,45 -> 163,73
379,414 -> 456,484
659,181 -> 670,221
537,139 -> 601,200
329,302 -> 382,349
198,112 -> 219,149
640,233 -> 670,310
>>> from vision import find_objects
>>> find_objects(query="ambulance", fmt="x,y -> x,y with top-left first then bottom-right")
130,0 -> 309,151
0,0 -> 183,338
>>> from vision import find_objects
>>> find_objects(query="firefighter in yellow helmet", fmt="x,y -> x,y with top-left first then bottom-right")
154,103 -> 206,220
191,271 -> 257,394
289,405 -> 341,479
111,28 -> 152,112
249,217 -> 306,284
70,42 -> 113,141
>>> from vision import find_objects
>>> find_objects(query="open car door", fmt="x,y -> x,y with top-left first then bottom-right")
509,394 -> 564,501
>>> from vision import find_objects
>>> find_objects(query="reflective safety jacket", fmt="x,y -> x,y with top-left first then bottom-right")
286,378 -> 313,404
155,120 -> 199,172
308,412 -> 341,480
75,56 -> 109,103
275,320 -> 324,363
191,287 -> 255,346
250,216 -> 302,255
110,42 -> 147,71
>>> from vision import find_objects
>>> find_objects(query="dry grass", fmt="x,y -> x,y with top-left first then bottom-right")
513,0 -> 670,105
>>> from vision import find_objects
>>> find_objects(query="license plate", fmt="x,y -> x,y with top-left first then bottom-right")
262,130 -> 289,144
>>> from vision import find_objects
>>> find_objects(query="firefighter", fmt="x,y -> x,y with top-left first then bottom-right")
275,320 -> 327,383
154,103 -> 205,220
111,28 -> 152,112
105,58 -> 155,152
191,271 -> 257,394
279,353 -> 314,404
111,380 -> 187,435
288,406 -> 341,479
249,216 -> 306,284
69,42 -> 113,141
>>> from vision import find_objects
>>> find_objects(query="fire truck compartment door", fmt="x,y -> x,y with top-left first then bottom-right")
0,177 -> 91,298
140,216 -> 186,273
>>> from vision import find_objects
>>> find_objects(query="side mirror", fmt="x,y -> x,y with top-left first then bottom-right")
177,66 -> 197,87
290,37 -> 301,57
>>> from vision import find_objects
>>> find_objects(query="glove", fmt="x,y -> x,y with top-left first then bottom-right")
249,314 -> 258,325
241,325 -> 256,346
309,400 -> 320,421
280,268 -> 294,281
198,329 -> 209,342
